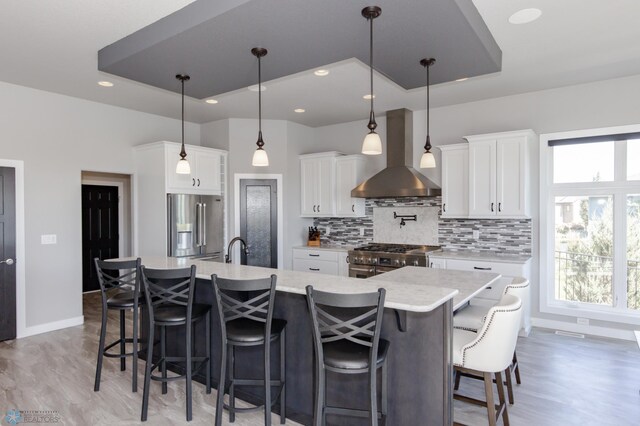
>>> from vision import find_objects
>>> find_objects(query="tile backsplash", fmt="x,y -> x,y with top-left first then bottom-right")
312,196 -> 532,255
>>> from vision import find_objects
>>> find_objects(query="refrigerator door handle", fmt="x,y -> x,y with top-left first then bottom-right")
202,203 -> 207,247
195,202 -> 201,247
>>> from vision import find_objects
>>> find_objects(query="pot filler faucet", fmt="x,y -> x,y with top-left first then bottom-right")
225,237 -> 249,264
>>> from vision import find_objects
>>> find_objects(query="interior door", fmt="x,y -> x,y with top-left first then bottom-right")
240,179 -> 277,268
82,185 -> 119,292
0,167 -> 16,341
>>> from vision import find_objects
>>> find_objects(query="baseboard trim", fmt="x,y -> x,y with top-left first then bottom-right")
531,317 -> 636,341
18,315 -> 85,339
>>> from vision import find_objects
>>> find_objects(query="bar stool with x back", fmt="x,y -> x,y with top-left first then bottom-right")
94,257 -> 143,393
305,285 -> 389,426
139,265 -> 211,422
212,274 -> 286,426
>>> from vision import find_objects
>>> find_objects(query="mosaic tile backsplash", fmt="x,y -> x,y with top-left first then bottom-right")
312,196 -> 532,255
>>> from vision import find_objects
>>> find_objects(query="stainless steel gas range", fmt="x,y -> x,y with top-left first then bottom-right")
347,243 -> 442,279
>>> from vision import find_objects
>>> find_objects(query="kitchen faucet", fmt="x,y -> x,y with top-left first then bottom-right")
225,237 -> 249,264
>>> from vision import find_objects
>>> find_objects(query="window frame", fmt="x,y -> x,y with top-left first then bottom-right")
540,124 -> 640,325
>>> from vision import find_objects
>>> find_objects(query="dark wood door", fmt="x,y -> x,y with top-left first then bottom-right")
239,179 -> 277,268
82,185 -> 119,292
0,167 -> 16,341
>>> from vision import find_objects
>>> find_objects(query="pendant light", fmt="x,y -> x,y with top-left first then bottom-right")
175,74 -> 191,174
361,6 -> 382,155
419,58 -> 436,168
251,47 -> 269,167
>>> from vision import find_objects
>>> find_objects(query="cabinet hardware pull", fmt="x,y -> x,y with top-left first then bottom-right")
192,178 -> 196,186
309,267 -> 320,271
346,255 -> 350,264
474,266 -> 492,270
197,178 -> 201,187
491,202 -> 494,212
443,203 -> 446,213
485,286 -> 493,290
313,205 -> 316,212
309,254 -> 320,257
318,205 -> 320,212
430,262 -> 433,267
498,202 -> 502,212
352,204 -> 355,212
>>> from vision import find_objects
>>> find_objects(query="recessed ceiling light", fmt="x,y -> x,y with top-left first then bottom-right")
205,99 -> 219,104
363,94 -> 376,100
248,84 -> 267,92
314,69 -> 330,76
98,81 -> 114,87
508,8 -> 542,25
455,78 -> 468,82
294,108 -> 306,113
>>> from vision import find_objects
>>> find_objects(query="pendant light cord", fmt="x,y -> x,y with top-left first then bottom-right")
258,54 -> 263,146
426,63 -> 430,150
368,15 -> 376,131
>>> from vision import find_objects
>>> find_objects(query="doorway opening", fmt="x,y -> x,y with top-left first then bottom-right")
0,166 -> 17,341
234,175 -> 283,269
81,171 -> 132,293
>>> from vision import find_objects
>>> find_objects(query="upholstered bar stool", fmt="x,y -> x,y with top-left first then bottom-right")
452,294 -> 522,426
212,274 -> 286,426
454,277 -> 530,404
140,265 -> 211,422
93,257 -> 142,393
305,285 -> 388,426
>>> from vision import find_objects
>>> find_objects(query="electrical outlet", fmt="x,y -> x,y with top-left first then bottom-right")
576,317 -> 589,326
360,228 -> 365,236
41,234 -> 57,245
325,226 -> 331,235
472,230 -> 480,240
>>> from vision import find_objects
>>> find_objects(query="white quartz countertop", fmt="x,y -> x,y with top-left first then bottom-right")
429,249 -> 531,264
292,245 -> 353,252
132,257 -> 458,313
370,266 -> 501,311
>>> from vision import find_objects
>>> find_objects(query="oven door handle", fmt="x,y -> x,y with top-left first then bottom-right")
349,266 -> 375,273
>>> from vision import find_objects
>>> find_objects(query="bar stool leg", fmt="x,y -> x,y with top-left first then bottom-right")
186,319 -> 193,422
141,325 -> 155,422
381,359 -> 388,417
483,372 -> 497,426
205,312 -> 212,394
132,304 -> 139,392
215,339 -> 227,426
368,365 -> 377,426
264,339 -> 272,426
94,307 -> 108,392
314,362 -> 325,426
513,351 -> 521,385
495,371 -> 510,426
120,310 -> 126,371
228,345 -> 236,422
280,329 -> 286,424
160,326 -> 167,394
504,366 -> 514,404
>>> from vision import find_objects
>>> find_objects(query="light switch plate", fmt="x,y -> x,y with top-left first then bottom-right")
41,234 -> 57,245
473,230 -> 480,239
576,317 -> 589,326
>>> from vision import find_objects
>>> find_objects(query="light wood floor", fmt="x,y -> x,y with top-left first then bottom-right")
0,293 -> 639,425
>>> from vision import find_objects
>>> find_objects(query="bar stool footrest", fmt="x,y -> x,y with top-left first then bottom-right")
325,406 -> 383,419
103,337 -> 138,358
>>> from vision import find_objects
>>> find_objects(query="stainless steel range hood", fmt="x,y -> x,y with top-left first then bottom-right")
351,108 -> 441,198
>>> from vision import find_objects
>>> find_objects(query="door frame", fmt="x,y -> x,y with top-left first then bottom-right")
0,160 -> 25,339
81,180 -> 125,256
234,174 -> 283,269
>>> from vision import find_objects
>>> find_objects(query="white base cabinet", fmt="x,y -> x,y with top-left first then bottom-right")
292,248 -> 349,277
432,255 -> 532,336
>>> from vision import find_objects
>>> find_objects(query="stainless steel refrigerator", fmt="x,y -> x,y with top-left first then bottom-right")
167,194 -> 224,261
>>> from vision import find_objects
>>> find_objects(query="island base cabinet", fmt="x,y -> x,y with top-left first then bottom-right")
141,280 -> 453,426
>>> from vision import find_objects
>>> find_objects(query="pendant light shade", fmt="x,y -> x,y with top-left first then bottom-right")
361,6 -> 382,156
419,58 -> 436,169
175,74 -> 191,174
251,47 -> 269,167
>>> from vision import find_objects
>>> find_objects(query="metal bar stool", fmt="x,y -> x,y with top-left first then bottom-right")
212,274 -> 286,426
94,257 -> 142,393
140,265 -> 211,422
305,285 -> 388,426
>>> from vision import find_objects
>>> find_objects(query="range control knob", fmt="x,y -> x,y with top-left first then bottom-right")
401,260 -> 407,267
394,259 -> 400,266
413,260 -> 419,266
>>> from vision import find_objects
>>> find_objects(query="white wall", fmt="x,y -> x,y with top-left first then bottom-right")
0,81 -> 200,333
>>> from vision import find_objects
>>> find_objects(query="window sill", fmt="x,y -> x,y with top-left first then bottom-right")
541,301 -> 640,325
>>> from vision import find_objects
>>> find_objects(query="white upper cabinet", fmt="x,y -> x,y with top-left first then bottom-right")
300,152 -> 368,218
465,130 -> 534,218
165,143 -> 223,194
300,152 -> 338,217
439,144 -> 469,218
335,156 -> 366,217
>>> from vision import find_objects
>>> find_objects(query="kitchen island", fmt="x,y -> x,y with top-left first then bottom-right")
134,257 -> 500,426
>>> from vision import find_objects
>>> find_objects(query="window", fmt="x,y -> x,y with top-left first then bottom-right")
542,127 -> 640,323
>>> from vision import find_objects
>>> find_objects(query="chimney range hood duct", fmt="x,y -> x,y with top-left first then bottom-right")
351,108 -> 441,198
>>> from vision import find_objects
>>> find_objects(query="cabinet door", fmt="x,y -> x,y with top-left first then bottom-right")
441,149 -> 468,218
195,150 -> 221,194
335,158 -> 364,216
338,252 -> 350,276
316,157 -> 335,216
300,159 -> 318,216
469,140 -> 496,217
496,137 -> 526,217
166,144 -> 195,190
429,258 -> 446,269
